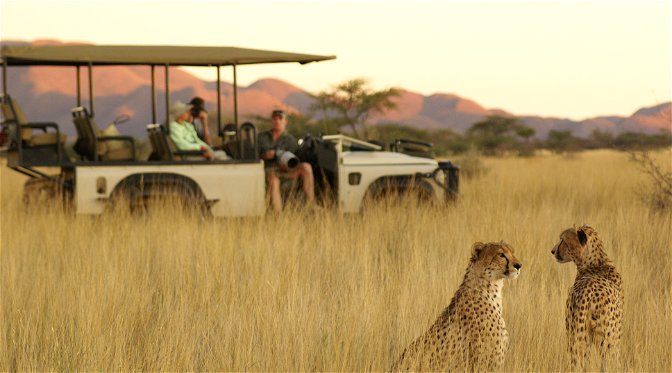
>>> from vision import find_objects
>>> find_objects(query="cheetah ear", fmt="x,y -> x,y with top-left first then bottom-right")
577,227 -> 588,246
471,242 -> 486,259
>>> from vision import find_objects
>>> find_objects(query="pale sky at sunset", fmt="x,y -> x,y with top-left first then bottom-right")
1,0 -> 670,120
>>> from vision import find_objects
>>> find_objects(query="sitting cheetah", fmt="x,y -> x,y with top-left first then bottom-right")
551,225 -> 623,372
391,241 -> 522,371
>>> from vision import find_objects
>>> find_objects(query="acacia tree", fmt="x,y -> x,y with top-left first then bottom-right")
311,78 -> 400,139
467,115 -> 534,155
515,125 -> 535,144
546,130 -> 582,153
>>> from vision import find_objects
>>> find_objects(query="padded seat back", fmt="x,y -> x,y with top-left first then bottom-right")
1,95 -> 65,145
147,124 -> 173,161
239,122 -> 257,160
72,107 -> 103,160
72,107 -> 135,161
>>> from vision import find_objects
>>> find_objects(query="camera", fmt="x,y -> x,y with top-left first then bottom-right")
275,149 -> 300,169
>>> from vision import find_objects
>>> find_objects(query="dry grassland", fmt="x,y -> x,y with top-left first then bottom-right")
1,149 -> 670,371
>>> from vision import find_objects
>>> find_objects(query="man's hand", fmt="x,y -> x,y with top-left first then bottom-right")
201,146 -> 213,160
262,149 -> 276,160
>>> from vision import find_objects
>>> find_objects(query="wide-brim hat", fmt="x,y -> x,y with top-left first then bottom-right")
170,101 -> 192,117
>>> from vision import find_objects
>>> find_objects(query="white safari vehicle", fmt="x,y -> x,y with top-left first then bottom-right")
1,44 -> 458,216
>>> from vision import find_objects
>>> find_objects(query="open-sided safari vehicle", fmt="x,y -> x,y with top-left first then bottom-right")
1,44 -> 458,216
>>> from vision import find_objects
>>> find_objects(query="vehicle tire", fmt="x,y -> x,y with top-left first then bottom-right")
109,179 -> 211,219
362,176 -> 435,210
130,184 -> 210,218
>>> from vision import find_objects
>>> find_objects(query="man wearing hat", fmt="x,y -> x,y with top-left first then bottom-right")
258,110 -> 315,212
169,100 -> 228,160
188,97 -> 212,145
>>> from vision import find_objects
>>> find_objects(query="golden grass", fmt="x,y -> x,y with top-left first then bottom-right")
1,149 -> 671,371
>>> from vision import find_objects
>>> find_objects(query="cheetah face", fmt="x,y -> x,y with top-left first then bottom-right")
472,242 -> 522,280
551,226 -> 588,263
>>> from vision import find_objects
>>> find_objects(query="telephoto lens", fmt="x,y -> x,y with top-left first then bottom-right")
276,149 -> 299,169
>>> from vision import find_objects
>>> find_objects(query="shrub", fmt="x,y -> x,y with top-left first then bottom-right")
629,151 -> 672,211
455,147 -> 489,179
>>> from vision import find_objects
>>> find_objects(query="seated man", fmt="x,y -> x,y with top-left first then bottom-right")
258,110 -> 314,212
189,96 -> 212,146
169,101 -> 228,160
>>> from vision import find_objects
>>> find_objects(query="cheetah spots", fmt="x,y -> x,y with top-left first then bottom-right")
392,242 -> 520,372
553,225 -> 623,372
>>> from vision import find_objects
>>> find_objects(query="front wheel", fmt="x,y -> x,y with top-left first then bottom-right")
361,176 -> 436,212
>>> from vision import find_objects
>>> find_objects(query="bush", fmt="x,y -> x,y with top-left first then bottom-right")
455,147 -> 489,179
629,151 -> 672,211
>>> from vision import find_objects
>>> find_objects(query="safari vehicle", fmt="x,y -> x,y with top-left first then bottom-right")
1,44 -> 458,216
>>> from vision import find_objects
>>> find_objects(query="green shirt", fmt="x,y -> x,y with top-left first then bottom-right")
169,120 -> 212,152
257,130 -> 298,167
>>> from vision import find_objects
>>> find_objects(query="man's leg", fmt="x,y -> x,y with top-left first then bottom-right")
298,163 -> 315,204
266,172 -> 282,212
284,163 -> 315,205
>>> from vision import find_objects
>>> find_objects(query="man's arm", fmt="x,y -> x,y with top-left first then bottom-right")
279,133 -> 299,153
257,132 -> 276,160
198,112 -> 212,145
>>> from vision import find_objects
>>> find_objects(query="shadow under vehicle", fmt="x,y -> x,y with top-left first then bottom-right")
1,44 -> 458,216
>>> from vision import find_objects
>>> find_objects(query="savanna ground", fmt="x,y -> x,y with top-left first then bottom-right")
1,149 -> 670,371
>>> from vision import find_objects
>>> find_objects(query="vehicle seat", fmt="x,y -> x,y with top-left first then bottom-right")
390,139 -> 436,159
72,107 -> 136,161
0,95 -> 66,146
220,123 -> 238,158
1,94 -> 66,165
239,122 -> 257,160
221,122 -> 257,160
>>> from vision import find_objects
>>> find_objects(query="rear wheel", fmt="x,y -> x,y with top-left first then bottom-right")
110,178 -> 211,218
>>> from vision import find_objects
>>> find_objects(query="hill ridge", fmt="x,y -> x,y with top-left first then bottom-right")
2,40 -> 669,138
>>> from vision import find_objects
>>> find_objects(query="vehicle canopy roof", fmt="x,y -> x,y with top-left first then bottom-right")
0,44 -> 335,146
0,45 -> 336,66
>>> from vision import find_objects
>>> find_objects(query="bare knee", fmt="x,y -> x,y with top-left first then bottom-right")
300,163 -> 313,178
267,173 -> 281,189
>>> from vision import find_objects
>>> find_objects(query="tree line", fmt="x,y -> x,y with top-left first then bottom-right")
253,78 -> 671,156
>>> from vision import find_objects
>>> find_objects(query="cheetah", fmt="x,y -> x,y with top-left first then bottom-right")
551,225 -> 623,372
391,241 -> 522,371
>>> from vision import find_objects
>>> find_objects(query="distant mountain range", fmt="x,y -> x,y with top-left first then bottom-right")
2,40 -> 670,139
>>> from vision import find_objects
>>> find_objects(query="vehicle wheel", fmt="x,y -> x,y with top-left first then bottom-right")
362,177 -> 435,211
125,183 -> 211,218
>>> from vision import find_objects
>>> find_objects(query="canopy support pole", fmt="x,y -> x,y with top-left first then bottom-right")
88,62 -> 94,116
233,64 -> 238,129
217,66 -> 222,139
151,65 -> 157,124
164,64 -> 170,132
76,65 -> 81,106
2,59 -> 7,96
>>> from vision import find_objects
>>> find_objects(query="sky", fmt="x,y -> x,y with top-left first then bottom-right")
1,0 -> 670,120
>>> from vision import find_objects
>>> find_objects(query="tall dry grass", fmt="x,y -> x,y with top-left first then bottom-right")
1,149 -> 671,371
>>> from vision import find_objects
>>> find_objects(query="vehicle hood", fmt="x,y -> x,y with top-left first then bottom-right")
341,151 -> 438,166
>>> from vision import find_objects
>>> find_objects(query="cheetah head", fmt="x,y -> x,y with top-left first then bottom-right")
551,225 -> 596,263
470,241 -> 522,280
